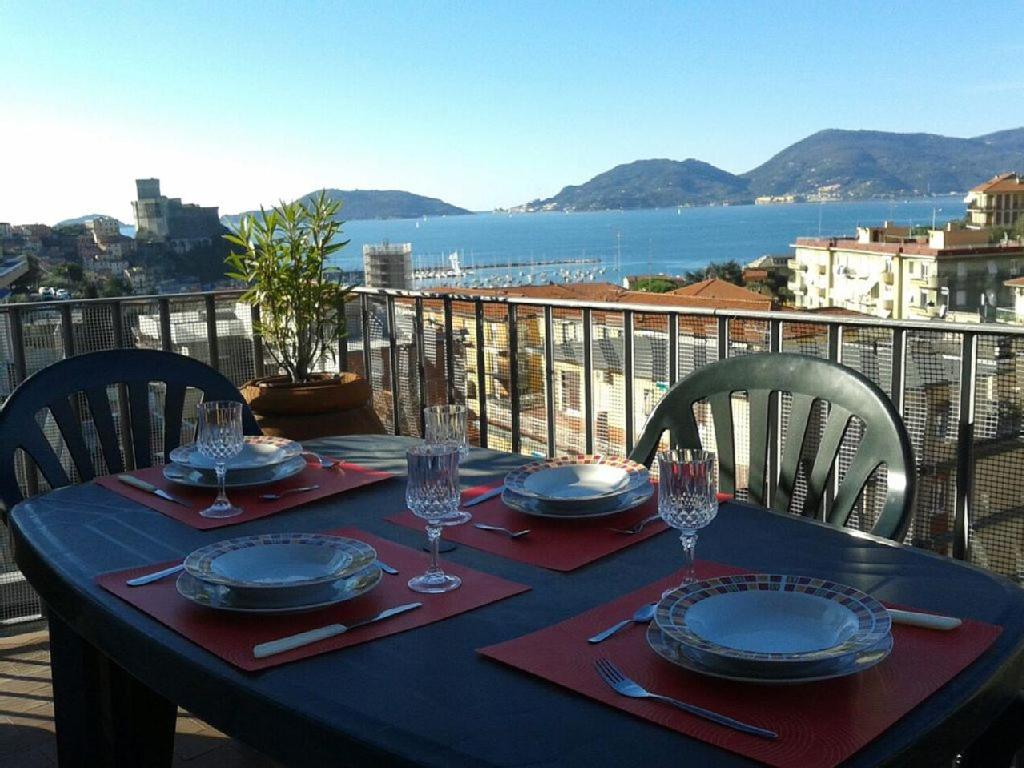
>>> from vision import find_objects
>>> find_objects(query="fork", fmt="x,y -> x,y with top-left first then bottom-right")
260,484 -> 320,501
609,513 -> 662,535
593,659 -> 777,740
473,523 -> 531,539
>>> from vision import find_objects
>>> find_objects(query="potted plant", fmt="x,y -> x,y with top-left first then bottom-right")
225,191 -> 381,438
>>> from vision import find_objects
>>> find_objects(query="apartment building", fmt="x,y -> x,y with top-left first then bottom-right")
788,222 -> 1024,321
965,172 -> 1024,229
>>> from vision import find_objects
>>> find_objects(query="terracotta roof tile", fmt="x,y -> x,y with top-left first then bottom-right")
971,173 -> 1024,194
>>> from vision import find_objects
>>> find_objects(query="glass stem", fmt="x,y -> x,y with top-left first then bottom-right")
679,532 -> 698,584
215,461 -> 229,506
426,524 -> 442,575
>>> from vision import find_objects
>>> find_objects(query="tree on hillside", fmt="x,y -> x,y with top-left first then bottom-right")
634,277 -> 678,293
684,259 -> 744,286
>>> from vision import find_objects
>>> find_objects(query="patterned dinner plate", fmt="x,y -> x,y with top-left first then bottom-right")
163,454 -> 306,488
184,533 -> 377,591
170,435 -> 302,471
646,622 -> 893,684
176,564 -> 382,614
655,574 -> 891,665
501,481 -> 654,520
504,455 -> 650,505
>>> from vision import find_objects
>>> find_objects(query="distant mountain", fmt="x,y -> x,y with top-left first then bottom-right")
55,214 -> 126,228
223,189 -> 472,226
743,128 -> 1024,197
519,128 -> 1024,211
518,159 -> 751,211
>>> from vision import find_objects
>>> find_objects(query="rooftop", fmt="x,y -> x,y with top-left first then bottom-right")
970,172 -> 1024,194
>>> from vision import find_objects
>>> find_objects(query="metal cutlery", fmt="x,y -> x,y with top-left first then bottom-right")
473,523 -> 530,539
259,484 -> 320,501
594,658 -> 778,740
375,560 -> 399,575
116,474 -> 191,507
887,608 -> 962,630
253,602 -> 423,658
304,452 -> 345,472
463,486 -> 504,507
126,563 -> 184,587
609,513 -> 662,535
588,603 -> 657,643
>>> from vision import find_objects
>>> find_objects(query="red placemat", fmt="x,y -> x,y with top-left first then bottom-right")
479,562 -> 1002,768
95,461 -> 392,530
387,483 -> 731,572
98,528 -> 529,671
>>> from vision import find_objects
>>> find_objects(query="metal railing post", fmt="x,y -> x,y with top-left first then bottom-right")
623,310 -> 635,455
158,298 -> 173,353
443,299 -> 455,404
668,313 -> 679,386
59,304 -> 75,359
386,295 -> 401,436
953,332 -> 978,561
415,298 -> 427,437
204,294 -> 219,370
474,301 -> 488,449
544,305 -> 556,457
717,315 -> 729,360
583,308 -> 594,454
361,293 -> 373,390
507,304 -> 521,454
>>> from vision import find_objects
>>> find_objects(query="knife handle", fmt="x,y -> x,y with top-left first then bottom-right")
117,474 -> 157,492
888,608 -> 962,630
254,624 -> 347,658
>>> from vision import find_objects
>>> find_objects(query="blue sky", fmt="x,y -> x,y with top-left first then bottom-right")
2,0 -> 1022,223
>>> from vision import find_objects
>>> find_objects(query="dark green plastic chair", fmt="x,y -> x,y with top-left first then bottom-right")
630,352 -> 915,541
0,348 -> 260,512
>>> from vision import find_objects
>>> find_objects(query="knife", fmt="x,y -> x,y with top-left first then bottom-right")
463,485 -> 504,507
116,474 -> 191,507
126,563 -> 184,587
253,602 -> 423,659
887,608 -> 962,630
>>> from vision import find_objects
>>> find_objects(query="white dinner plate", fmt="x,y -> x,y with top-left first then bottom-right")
170,435 -> 301,471
500,482 -> 654,519
176,564 -> 382,614
163,454 -> 306,488
504,455 -> 650,506
655,574 -> 891,666
646,623 -> 893,684
184,533 -> 377,592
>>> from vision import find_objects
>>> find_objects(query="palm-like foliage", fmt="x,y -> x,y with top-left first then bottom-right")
224,190 -> 352,383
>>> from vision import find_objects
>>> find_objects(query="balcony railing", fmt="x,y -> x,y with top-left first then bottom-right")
3,286 -> 1024,627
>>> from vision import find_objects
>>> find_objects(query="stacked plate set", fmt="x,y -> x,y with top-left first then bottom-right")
501,455 -> 653,519
176,533 -> 382,614
164,435 -> 306,488
647,574 -> 894,684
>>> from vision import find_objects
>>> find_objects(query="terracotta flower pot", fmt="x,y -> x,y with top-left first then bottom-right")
241,372 -> 382,440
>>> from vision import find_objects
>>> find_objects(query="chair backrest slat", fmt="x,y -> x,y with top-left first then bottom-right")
163,383 -> 188,457
47,396 -> 97,482
0,349 -> 261,513
630,353 -> 915,542
84,385 -> 125,474
800,404 -> 853,519
773,393 -> 817,515
707,391 -> 736,497
127,381 -> 153,469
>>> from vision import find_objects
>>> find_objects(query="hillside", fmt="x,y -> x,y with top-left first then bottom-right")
743,128 -> 1024,197
55,214 -> 127,228
519,159 -> 750,211
224,189 -> 472,226
519,127 -> 1024,211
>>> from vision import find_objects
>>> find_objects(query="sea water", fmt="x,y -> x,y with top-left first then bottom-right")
333,196 -> 966,287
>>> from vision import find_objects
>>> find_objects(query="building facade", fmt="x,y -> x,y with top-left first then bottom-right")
788,222 -> 1024,321
363,242 -> 413,289
131,178 -> 222,254
965,173 -> 1024,229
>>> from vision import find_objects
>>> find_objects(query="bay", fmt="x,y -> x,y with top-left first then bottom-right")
335,196 -> 965,287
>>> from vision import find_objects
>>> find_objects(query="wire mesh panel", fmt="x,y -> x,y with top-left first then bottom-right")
392,298 -> 420,437
728,317 -> 769,356
446,301 -> 474,444
481,302 -> 512,452
901,331 -> 962,555
969,335 -> 1024,582
419,299 -> 449,412
676,315 -> 718,379
841,326 -> 894,396
590,310 -> 624,456
633,313 -> 670,453
515,306 -> 548,458
548,308 -> 585,456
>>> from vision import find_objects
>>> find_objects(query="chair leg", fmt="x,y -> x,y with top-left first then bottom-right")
48,610 -> 176,768
958,695 -> 1024,768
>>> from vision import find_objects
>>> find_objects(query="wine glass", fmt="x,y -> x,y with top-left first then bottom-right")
425,405 -> 471,527
406,443 -> 462,593
197,401 -> 244,519
657,449 -> 718,590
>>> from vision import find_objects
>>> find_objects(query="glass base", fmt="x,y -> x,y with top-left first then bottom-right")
200,502 -> 243,519
423,539 -> 457,553
439,509 -> 472,526
408,571 -> 461,593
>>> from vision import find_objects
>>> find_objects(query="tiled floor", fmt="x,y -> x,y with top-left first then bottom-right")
0,630 -> 280,767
